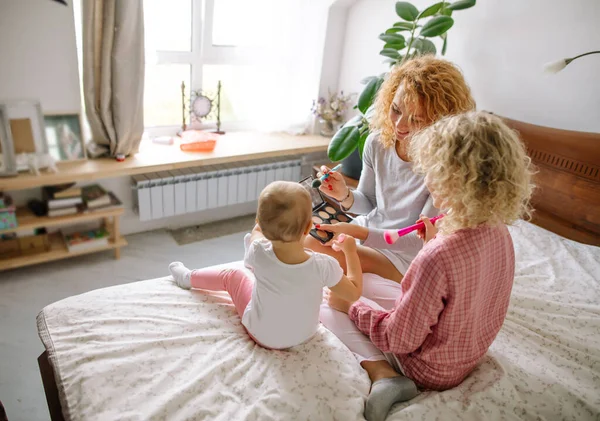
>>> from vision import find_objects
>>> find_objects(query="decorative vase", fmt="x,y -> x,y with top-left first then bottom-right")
319,119 -> 336,137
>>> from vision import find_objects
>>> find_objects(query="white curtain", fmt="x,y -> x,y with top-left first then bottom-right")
209,0 -> 333,133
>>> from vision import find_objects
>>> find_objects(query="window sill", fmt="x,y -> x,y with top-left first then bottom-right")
0,131 -> 330,191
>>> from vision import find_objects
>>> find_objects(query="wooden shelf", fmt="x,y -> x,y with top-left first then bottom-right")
0,206 -> 125,235
0,232 -> 128,271
0,132 -> 330,191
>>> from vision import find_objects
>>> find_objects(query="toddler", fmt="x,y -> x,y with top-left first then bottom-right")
170,181 -> 363,350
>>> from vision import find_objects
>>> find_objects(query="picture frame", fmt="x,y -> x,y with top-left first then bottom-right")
0,105 -> 18,177
0,100 -> 49,171
44,113 -> 87,162
1,100 -> 48,154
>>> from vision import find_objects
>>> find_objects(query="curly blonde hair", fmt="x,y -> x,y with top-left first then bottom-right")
371,55 -> 476,148
409,112 -> 535,234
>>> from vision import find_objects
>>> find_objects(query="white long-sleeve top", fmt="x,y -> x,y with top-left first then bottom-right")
346,132 -> 439,273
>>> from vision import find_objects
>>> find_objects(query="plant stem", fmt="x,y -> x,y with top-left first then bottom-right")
404,21 -> 418,63
566,51 -> 600,64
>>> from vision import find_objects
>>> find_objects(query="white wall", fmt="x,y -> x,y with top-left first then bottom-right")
0,0 -> 81,113
337,0 -> 600,132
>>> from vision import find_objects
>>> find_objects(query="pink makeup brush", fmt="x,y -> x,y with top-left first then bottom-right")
383,214 -> 445,244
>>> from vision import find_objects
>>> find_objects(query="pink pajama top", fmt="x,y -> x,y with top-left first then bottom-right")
349,224 -> 515,390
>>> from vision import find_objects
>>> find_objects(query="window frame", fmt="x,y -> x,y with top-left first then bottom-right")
147,0 -> 262,134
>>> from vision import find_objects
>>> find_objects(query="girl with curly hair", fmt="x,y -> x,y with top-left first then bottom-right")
308,56 -> 476,283
321,111 -> 535,421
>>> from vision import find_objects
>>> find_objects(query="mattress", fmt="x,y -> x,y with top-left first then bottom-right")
37,221 -> 600,421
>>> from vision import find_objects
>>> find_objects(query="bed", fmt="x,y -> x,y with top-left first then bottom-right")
37,118 -> 600,421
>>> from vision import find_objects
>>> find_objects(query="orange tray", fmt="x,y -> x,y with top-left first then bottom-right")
179,130 -> 219,152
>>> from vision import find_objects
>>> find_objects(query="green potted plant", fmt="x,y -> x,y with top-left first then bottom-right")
328,0 -> 476,180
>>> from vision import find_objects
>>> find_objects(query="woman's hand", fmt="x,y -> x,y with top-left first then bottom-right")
324,289 -> 355,314
416,215 -> 438,244
316,222 -> 369,242
317,165 -> 349,202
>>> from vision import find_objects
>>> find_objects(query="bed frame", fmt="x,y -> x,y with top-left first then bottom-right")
503,117 -> 600,246
36,117 -> 600,421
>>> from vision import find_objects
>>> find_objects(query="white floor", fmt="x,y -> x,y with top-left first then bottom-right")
0,229 -> 246,421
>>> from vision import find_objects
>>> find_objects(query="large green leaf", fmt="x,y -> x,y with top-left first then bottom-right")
420,16 -> 454,37
385,27 -> 410,34
364,104 -> 377,122
392,21 -> 415,30
343,115 -> 363,127
378,33 -> 406,44
418,2 -> 443,18
357,77 -> 383,114
358,129 -> 370,159
383,42 -> 405,51
360,75 -> 377,85
447,0 -> 476,11
419,38 -> 437,54
328,126 -> 360,162
410,38 -> 437,55
440,7 -> 453,16
379,48 -> 401,59
395,2 -> 419,21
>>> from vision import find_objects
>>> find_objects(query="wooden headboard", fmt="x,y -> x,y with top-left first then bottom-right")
501,117 -> 600,246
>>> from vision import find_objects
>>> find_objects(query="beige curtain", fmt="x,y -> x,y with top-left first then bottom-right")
82,0 -> 144,157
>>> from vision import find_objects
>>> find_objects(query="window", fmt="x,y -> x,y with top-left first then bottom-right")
75,0 -> 332,134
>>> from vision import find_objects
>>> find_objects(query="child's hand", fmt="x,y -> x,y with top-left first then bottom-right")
317,165 -> 348,201
332,234 -> 357,254
316,222 -> 368,241
324,289 -> 355,314
416,215 -> 438,243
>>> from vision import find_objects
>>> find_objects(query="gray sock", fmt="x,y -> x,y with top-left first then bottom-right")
364,376 -> 418,421
169,262 -> 192,289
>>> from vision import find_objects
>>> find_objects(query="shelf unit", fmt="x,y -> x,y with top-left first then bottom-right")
0,206 -> 126,271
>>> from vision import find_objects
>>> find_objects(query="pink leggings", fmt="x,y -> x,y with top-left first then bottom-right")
320,273 -> 403,368
190,267 -> 254,318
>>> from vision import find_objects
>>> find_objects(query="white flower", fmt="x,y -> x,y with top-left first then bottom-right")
543,59 -> 568,74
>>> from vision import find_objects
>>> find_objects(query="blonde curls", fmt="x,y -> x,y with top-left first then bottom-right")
371,56 -> 476,148
409,112 -> 535,234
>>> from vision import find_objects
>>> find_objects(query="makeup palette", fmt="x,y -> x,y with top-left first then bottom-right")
299,176 -> 353,244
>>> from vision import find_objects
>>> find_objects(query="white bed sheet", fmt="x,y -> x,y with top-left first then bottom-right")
38,221 -> 600,421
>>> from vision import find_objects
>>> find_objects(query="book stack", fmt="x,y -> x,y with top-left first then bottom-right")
62,227 -> 110,252
82,184 -> 122,211
42,185 -> 83,217
42,184 -> 123,217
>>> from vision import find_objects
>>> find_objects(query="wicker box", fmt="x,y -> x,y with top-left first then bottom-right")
0,238 -> 20,258
18,231 -> 50,256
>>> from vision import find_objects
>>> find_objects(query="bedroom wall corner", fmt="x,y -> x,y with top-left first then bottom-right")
0,0 -> 82,113
337,0 -> 600,133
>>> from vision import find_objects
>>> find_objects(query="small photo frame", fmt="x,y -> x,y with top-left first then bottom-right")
44,113 -> 87,161
1,100 -> 48,155
0,104 -> 18,177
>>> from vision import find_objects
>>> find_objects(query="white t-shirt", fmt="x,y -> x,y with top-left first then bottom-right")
242,234 -> 343,349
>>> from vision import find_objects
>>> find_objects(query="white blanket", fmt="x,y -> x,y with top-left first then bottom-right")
38,221 -> 600,421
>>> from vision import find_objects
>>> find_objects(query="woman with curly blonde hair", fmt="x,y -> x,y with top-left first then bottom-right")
322,111 -> 534,421
309,56 -> 476,283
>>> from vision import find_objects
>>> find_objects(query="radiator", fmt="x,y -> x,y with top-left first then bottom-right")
132,158 -> 302,221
